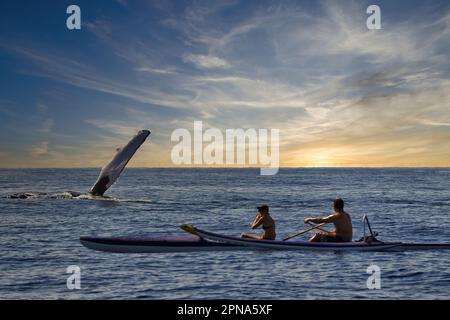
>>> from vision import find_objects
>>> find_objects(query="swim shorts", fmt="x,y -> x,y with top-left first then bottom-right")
319,233 -> 345,242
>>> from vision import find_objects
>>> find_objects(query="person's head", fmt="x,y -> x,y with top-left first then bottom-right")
333,198 -> 344,212
257,204 -> 269,214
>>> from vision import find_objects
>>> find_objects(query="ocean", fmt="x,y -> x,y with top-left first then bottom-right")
1,168 -> 450,299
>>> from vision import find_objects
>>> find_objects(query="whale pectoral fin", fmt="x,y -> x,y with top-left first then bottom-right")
89,130 -> 151,196
90,176 -> 110,196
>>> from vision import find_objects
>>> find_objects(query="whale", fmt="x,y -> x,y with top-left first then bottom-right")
9,130 -> 151,199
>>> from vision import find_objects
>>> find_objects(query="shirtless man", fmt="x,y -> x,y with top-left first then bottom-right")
241,204 -> 276,240
304,198 -> 352,242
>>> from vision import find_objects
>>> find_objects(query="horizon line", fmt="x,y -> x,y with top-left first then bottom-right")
0,166 -> 449,170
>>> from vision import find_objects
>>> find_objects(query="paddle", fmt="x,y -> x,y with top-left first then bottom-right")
307,222 -> 331,234
283,222 -> 327,241
180,224 -> 198,236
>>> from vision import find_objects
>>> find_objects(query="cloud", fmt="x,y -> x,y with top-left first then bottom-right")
1,0 -> 450,167
280,79 -> 450,166
417,120 -> 450,127
30,141 -> 49,157
35,104 -> 54,133
37,118 -> 54,133
135,67 -> 177,75
1,43 -> 194,110
183,54 -> 230,69
36,103 -> 48,114
84,119 -> 141,137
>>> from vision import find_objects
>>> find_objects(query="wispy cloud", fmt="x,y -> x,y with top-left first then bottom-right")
135,67 -> 177,75
183,54 -> 230,69
35,103 -> 54,133
1,43 -> 194,110
30,141 -> 49,157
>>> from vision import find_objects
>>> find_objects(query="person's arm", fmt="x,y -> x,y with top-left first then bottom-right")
305,214 -> 338,224
251,214 -> 264,229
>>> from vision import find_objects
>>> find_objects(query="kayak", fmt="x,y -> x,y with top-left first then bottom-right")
80,234 -> 400,253
80,233 -> 450,253
80,216 -> 450,253
180,225 -> 403,251
79,235 -> 244,253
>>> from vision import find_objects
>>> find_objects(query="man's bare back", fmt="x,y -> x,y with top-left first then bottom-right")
324,211 -> 352,241
304,198 -> 353,242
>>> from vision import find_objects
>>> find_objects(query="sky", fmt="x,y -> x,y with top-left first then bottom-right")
0,0 -> 449,168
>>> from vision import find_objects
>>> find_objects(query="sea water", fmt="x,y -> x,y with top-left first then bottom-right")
1,168 -> 450,299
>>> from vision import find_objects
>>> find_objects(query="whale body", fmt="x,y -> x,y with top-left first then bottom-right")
9,130 -> 151,199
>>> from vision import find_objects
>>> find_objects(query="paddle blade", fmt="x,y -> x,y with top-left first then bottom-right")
180,224 -> 198,236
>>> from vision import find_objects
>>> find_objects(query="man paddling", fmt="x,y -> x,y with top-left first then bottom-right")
241,204 -> 276,240
304,198 -> 352,242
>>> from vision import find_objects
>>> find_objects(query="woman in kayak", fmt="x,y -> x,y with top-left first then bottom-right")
303,198 -> 352,242
241,204 -> 276,240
